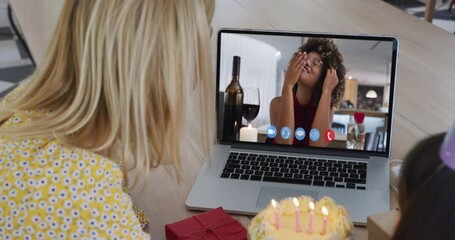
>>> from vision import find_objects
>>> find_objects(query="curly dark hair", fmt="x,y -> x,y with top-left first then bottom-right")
293,38 -> 346,108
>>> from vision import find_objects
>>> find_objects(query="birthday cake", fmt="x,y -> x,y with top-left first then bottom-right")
248,196 -> 353,240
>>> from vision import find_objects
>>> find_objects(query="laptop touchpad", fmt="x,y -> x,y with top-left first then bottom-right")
256,186 -> 319,209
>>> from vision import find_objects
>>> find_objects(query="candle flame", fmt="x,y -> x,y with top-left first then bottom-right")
271,199 -> 277,208
309,201 -> 315,210
293,198 -> 299,207
321,206 -> 329,216
248,123 -> 252,128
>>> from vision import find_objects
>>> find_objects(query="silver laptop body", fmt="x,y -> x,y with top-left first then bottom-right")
187,29 -> 399,225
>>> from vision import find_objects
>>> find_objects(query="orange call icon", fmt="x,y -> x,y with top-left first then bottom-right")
325,129 -> 335,142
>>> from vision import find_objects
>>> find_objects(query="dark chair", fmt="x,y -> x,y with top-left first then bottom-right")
450,0 -> 454,14
364,132 -> 380,151
7,3 -> 35,66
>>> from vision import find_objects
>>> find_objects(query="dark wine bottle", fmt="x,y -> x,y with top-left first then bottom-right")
222,56 -> 243,141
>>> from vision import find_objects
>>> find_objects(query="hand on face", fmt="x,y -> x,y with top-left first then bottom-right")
284,52 -> 307,89
323,68 -> 339,94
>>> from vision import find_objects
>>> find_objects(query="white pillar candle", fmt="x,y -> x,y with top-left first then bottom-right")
240,124 -> 258,142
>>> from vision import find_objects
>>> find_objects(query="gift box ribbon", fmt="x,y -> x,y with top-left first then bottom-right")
178,214 -> 244,240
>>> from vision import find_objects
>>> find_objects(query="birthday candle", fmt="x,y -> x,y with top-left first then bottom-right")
321,206 -> 329,235
293,198 -> 302,232
307,201 -> 315,234
271,199 -> 281,229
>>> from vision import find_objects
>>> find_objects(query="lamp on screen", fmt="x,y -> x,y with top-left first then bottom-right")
366,90 -> 378,99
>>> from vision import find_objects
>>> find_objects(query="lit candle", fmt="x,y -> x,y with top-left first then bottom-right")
271,199 -> 281,229
306,201 -> 315,234
320,206 -> 329,235
240,123 -> 258,142
293,198 -> 302,232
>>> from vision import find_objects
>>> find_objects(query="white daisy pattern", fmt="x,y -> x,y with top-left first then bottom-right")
0,109 -> 150,239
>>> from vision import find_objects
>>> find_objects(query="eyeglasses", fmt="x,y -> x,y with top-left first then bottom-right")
306,57 -> 323,68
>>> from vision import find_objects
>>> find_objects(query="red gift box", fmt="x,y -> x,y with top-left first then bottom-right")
165,207 -> 247,240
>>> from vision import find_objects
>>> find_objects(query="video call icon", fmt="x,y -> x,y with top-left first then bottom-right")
266,125 -> 277,138
281,127 -> 291,140
309,128 -> 320,142
295,128 -> 306,141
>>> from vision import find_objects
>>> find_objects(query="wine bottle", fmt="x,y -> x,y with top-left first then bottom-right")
222,56 -> 243,141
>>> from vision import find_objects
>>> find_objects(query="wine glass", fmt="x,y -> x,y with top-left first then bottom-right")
242,87 -> 260,126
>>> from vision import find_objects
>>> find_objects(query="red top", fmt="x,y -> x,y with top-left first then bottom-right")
292,94 -> 318,146
267,94 -> 318,146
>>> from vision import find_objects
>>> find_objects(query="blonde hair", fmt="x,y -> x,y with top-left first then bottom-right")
0,0 -> 215,184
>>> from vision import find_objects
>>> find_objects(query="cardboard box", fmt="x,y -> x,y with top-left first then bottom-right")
367,209 -> 399,240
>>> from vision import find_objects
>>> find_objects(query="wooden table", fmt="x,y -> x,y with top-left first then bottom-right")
10,0 -> 455,239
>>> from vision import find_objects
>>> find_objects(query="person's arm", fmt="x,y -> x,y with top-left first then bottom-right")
309,68 -> 339,147
271,52 -> 307,145
272,87 -> 294,145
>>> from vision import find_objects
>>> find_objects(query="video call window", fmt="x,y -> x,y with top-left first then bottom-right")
217,31 -> 397,154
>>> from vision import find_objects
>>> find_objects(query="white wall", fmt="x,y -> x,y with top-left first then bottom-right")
219,33 -> 279,127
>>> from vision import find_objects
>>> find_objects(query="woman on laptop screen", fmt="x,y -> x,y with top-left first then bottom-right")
269,38 -> 346,147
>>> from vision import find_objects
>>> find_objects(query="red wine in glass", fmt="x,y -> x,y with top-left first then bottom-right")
242,87 -> 260,125
242,104 -> 260,123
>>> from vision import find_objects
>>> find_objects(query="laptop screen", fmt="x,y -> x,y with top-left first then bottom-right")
216,29 -> 398,157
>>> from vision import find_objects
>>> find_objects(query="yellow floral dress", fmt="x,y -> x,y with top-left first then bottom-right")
0,98 -> 150,239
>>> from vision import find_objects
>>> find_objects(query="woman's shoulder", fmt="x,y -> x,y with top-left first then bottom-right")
270,96 -> 282,107
0,111 -> 49,132
59,144 -> 121,169
0,111 -> 121,181
46,141 -> 123,180
0,80 -> 29,107
269,95 -> 299,107
0,130 -> 122,181
269,96 -> 282,114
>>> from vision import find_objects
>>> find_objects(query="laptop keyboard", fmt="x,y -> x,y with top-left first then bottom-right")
220,152 -> 367,190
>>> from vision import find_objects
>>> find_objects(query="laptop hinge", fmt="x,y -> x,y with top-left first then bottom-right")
229,142 -> 378,159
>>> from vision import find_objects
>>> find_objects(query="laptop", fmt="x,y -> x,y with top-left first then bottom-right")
186,29 -> 399,225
